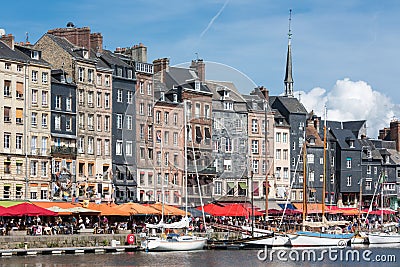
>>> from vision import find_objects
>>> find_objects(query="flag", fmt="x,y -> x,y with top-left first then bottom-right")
379,172 -> 386,184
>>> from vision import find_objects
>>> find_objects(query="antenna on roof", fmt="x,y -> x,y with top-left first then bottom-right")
288,9 -> 292,42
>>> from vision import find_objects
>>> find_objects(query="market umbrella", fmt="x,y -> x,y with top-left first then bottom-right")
45,206 -> 73,216
5,202 -> 58,216
0,206 -> 10,216
148,203 -> 188,216
116,202 -> 160,215
66,206 -> 101,215
86,203 -> 130,216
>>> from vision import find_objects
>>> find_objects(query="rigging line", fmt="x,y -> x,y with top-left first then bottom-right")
190,136 -> 207,230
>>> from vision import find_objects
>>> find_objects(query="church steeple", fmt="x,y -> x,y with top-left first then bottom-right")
284,9 -> 294,97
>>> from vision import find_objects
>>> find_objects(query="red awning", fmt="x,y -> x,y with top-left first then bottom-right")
5,203 -> 58,216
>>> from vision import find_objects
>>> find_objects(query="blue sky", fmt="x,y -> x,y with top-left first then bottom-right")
2,0 -> 400,136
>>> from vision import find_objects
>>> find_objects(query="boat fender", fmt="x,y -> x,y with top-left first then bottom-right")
126,234 -> 135,245
161,233 -> 167,239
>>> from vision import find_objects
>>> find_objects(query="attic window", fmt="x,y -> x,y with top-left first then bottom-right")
160,92 -> 165,101
252,102 -> 258,110
224,90 -> 230,98
309,137 -> 315,145
224,102 -> 233,110
31,51 -> 39,60
349,140 -> 354,148
173,94 -> 178,103
83,50 -> 89,59
195,81 -> 200,91
367,150 -> 372,159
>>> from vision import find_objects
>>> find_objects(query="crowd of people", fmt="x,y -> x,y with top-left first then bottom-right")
0,212 -> 399,236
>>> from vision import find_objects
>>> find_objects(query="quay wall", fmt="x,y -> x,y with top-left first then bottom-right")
0,232 -> 241,250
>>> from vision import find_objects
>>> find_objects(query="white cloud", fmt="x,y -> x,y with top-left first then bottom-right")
297,78 -> 400,138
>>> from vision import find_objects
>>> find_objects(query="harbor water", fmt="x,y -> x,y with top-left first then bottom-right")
0,245 -> 399,267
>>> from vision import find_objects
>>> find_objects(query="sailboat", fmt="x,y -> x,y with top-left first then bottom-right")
366,173 -> 400,244
141,100 -> 207,251
288,113 -> 354,247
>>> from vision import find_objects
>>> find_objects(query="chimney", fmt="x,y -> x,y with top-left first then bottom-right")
48,25 -> 91,51
313,117 -> 320,133
389,121 -> 400,152
90,33 -> 103,53
0,34 -> 15,50
378,128 -> 391,140
153,58 -> 169,83
259,86 -> 269,102
190,59 -> 205,82
130,43 -> 147,62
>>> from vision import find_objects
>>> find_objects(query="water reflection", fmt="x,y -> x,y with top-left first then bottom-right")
0,248 -> 398,267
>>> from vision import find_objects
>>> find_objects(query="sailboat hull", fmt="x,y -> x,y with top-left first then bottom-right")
368,232 -> 400,244
244,234 -> 291,247
288,231 -> 354,247
141,236 -> 207,251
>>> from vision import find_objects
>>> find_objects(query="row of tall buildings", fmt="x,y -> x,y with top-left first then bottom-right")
0,23 -> 399,211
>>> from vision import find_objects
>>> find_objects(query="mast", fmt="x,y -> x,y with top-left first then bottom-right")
184,100 -> 188,219
322,107 -> 327,218
160,123 -> 164,225
302,141 -> 307,227
381,172 -> 384,224
264,100 -> 269,221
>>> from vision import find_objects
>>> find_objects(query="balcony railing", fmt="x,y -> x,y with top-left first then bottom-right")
187,165 -> 216,175
51,146 -> 78,156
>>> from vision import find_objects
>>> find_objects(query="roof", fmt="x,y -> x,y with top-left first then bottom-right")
99,49 -> 131,68
270,96 -> 308,114
0,40 -> 31,62
358,138 -> 382,160
330,128 -> 360,150
43,34 -> 97,63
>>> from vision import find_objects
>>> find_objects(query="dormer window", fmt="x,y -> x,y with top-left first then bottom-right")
309,137 -> 316,145
195,81 -> 200,91
224,101 -> 233,110
252,102 -> 258,110
31,51 -> 39,60
224,90 -> 230,98
160,92 -> 165,101
83,50 -> 89,59
367,149 -> 372,159
173,94 -> 178,103
349,140 -> 354,148
385,155 -> 390,164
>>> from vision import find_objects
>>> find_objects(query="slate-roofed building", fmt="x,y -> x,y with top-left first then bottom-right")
99,49 -> 136,203
49,69 -> 77,200
207,80 -> 249,203
114,44 -> 155,204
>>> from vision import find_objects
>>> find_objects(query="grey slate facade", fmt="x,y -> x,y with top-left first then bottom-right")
100,50 -> 137,203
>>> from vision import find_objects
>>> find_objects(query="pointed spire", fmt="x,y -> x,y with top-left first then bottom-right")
284,9 -> 294,97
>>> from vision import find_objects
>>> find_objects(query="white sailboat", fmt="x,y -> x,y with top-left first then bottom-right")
366,175 -> 400,244
141,100 -> 207,251
289,111 -> 354,247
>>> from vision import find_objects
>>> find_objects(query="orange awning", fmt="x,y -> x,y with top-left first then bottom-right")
294,203 -> 323,214
87,203 -> 130,216
148,203 -> 189,216
116,202 -> 161,215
